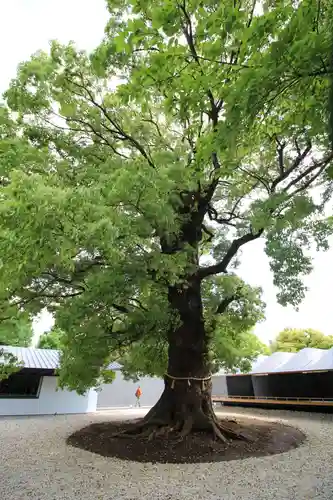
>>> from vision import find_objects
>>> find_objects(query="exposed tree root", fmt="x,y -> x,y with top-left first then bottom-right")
217,420 -> 249,441
179,415 -> 193,438
147,425 -> 175,441
110,381 -> 251,444
110,415 -> 250,444
109,419 -> 147,438
212,421 -> 229,443
109,417 -> 171,438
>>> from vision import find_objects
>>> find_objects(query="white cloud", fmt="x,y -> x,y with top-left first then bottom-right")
1,0 -> 332,345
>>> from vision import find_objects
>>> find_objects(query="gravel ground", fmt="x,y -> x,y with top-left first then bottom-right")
0,406 -> 332,500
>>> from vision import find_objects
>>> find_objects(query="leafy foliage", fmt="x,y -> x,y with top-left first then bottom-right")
271,328 -> 333,353
121,325 -> 268,379
0,315 -> 33,347
0,1 -> 332,392
37,327 -> 65,350
0,349 -> 23,381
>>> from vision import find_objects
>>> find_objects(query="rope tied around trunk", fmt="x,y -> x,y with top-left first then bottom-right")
165,373 -> 212,390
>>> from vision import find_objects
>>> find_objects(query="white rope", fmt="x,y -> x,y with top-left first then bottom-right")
165,373 -> 212,381
164,373 -> 212,389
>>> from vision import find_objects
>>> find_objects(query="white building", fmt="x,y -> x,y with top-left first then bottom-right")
0,346 -> 98,416
97,370 -> 164,409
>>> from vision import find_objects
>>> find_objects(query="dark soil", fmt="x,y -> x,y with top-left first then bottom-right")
67,417 -> 306,464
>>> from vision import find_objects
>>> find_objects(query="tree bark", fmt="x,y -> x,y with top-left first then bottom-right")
135,279 -> 245,442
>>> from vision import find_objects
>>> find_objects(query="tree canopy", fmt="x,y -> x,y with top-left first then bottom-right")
270,328 -> 333,353
0,0 -> 332,401
37,327 -> 65,350
0,315 -> 33,347
121,326 -> 268,379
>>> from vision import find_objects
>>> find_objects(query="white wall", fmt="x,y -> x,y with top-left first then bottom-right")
97,372 -> 164,408
0,376 -> 97,416
97,371 -> 229,409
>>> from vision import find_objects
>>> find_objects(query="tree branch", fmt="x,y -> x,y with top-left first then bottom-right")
112,303 -> 130,314
178,0 -> 218,125
201,224 -> 214,242
215,295 -> 238,314
271,139 -> 312,191
64,75 -> 156,168
129,297 -> 148,312
207,193 -> 249,227
275,137 -> 286,175
238,166 -> 270,192
197,228 -> 263,280
283,151 -> 333,193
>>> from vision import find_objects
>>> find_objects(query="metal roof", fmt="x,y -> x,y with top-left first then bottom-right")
249,348 -> 333,374
272,347 -> 326,372
213,355 -> 270,377
308,347 -> 333,371
0,345 -> 60,369
250,354 -> 269,372
0,345 -> 122,371
250,351 -> 294,374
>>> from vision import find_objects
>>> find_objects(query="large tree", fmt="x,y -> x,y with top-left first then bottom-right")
0,0 -> 333,441
271,328 -> 333,353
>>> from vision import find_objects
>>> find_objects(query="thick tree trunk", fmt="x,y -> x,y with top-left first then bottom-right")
157,278 -> 213,430
143,374 -> 221,437
114,278 -> 245,441
137,279 -> 245,442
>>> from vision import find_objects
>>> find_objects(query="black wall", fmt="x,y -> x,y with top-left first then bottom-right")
226,375 -> 254,397
252,372 -> 333,399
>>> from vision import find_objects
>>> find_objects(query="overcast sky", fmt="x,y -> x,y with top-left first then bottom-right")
1,0 -> 332,344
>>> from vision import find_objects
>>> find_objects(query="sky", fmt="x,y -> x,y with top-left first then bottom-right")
1,0 -> 332,345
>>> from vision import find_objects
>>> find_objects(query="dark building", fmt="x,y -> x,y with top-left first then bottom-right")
212,348 -> 333,411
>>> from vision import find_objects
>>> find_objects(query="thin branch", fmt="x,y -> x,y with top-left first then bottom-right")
238,166 -> 270,192
112,303 -> 130,314
271,140 -> 312,191
286,161 -> 330,199
64,75 -> 156,168
129,297 -> 148,312
295,138 -> 301,156
230,0 -> 257,65
283,153 -> 333,193
178,0 -> 218,125
192,55 -> 254,69
208,205 -> 238,227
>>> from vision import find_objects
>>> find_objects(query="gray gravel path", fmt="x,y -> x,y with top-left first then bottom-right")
0,406 -> 332,500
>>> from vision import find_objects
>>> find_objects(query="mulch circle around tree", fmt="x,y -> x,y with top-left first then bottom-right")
67,417 -> 306,464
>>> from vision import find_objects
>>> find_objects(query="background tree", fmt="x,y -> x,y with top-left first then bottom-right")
0,0 -> 332,442
37,328 -> 65,350
0,315 -> 33,347
0,349 -> 23,381
270,328 -> 333,353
